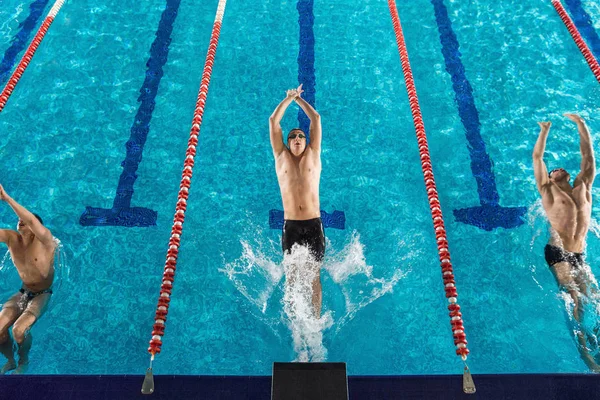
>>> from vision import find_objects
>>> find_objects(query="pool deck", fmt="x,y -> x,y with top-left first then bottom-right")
0,373 -> 598,399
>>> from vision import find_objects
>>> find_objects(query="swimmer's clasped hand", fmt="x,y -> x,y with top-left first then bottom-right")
286,84 -> 304,100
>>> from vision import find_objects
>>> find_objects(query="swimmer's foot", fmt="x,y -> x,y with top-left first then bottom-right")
13,359 -> 28,375
582,353 -> 600,373
1,359 -> 16,374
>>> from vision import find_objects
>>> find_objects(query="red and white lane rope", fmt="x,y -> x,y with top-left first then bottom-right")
147,0 -> 226,359
141,1 -> 226,394
0,0 -> 66,112
552,0 -> 600,84
386,0 -> 475,393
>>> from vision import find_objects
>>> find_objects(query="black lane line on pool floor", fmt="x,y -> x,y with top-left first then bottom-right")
80,0 -> 182,227
269,0 -> 345,230
296,0 -> 315,139
430,0 -> 527,231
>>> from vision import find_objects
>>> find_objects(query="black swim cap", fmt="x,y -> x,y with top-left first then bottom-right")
32,213 -> 43,225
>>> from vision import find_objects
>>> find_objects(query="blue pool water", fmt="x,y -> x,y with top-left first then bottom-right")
0,0 -> 599,376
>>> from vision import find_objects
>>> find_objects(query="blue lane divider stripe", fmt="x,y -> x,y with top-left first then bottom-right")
269,210 -> 345,229
0,0 -> 50,87
430,0 -> 527,231
296,0 -> 315,140
431,0 -> 497,206
564,0 -> 600,63
283,1 -> 345,231
80,0 -> 182,227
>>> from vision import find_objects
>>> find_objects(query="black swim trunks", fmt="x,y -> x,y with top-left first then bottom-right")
282,218 -> 325,262
544,244 -> 585,269
19,287 -> 53,299
2,287 -> 53,319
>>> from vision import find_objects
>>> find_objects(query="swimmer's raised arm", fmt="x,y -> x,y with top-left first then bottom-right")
269,86 -> 300,157
533,121 -> 552,193
0,184 -> 54,247
294,89 -> 322,152
566,114 -> 596,188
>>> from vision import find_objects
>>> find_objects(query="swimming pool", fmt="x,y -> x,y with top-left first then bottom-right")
0,0 -> 599,378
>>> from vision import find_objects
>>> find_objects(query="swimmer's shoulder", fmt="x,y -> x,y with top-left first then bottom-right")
0,229 -> 19,246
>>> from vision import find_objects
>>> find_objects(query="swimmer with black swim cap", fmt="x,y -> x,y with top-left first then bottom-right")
269,84 -> 325,317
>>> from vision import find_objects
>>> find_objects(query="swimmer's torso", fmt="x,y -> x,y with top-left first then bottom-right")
276,146 -> 321,220
542,180 -> 591,253
8,234 -> 55,291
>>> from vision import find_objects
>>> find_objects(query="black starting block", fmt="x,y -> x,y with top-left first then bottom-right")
271,362 -> 348,400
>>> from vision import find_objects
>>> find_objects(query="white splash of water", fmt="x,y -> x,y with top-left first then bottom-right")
324,232 -> 409,333
0,250 -> 15,306
220,240 -> 283,313
527,199 -> 547,250
0,250 -> 10,273
281,244 -> 333,362
222,230 -> 408,362
526,200 -> 549,289
51,237 -> 70,294
588,218 -> 600,240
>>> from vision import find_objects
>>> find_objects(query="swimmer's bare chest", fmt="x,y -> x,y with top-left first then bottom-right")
544,183 -> 591,250
9,239 -> 55,291
276,149 -> 321,218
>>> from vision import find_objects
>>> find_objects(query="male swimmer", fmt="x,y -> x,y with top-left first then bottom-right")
533,114 -> 600,372
269,84 -> 325,317
0,184 -> 55,374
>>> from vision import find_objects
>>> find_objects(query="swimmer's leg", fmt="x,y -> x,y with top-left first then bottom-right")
311,268 -> 322,318
11,312 -> 36,374
11,293 -> 50,374
0,339 -> 16,374
283,252 -> 302,318
0,298 -> 21,374
550,261 -> 583,320
551,262 -> 600,372
13,333 -> 32,375
309,222 -> 325,319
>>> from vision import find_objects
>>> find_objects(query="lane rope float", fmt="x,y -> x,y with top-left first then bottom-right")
386,0 -> 475,394
141,0 -> 227,395
552,0 -> 600,84
0,0 -> 66,112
